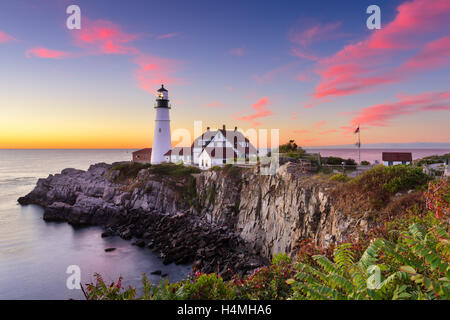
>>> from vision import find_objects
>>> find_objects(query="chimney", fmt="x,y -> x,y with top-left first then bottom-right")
222,124 -> 226,131
207,127 -> 210,131
234,126 -> 237,132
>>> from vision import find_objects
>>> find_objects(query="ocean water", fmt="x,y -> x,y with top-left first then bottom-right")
0,149 -> 191,300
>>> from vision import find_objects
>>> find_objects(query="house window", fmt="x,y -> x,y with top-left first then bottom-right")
388,161 -> 393,166
159,128 -> 161,133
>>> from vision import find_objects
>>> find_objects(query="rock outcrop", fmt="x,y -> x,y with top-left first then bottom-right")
18,161 -> 381,277
18,163 -> 266,278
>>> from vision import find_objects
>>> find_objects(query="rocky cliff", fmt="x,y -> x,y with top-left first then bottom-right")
18,161 -> 382,277
196,163 -> 374,259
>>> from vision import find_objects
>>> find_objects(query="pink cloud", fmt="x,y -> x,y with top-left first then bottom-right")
253,63 -> 298,83
72,19 -> 139,55
233,97 -> 273,126
290,48 -> 319,61
26,47 -> 70,59
400,35 -> 450,72
288,20 -> 349,63
293,129 -> 309,134
313,0 -> 450,99
202,101 -> 223,108
133,55 -> 182,94
228,47 -> 245,56
350,90 -> 450,128
0,30 -> 16,43
302,138 -> 318,144
314,121 -> 326,127
319,129 -> 338,135
24,17 -> 184,94
156,32 -> 179,40
288,21 -> 344,47
296,71 -> 315,82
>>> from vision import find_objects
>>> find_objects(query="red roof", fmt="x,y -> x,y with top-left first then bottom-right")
203,147 -> 237,159
132,148 -> 152,155
382,152 -> 412,162
164,147 -> 192,157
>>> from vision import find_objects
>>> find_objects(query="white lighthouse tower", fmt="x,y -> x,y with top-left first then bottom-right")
151,84 -> 172,164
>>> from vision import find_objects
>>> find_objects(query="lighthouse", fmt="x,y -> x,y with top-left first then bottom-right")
151,85 -> 172,164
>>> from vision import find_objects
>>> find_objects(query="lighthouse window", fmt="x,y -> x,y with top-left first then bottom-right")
159,128 -> 161,133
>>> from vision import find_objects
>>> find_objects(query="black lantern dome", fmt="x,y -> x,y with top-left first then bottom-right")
155,84 -> 170,108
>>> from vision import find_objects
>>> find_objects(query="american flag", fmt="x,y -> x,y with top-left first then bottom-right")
354,126 -> 360,134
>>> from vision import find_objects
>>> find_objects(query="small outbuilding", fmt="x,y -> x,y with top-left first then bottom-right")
382,152 -> 412,166
132,148 -> 152,163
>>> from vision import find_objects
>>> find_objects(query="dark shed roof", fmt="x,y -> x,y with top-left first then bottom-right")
382,152 -> 412,162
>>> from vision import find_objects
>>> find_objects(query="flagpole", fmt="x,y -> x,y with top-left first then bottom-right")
358,125 -> 361,165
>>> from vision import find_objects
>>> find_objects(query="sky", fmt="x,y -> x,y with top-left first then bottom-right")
0,0 -> 449,149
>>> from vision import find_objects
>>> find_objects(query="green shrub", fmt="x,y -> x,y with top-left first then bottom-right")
177,273 -> 236,300
148,163 -> 201,177
285,150 -> 306,159
272,252 -> 292,265
361,160 -> 371,166
288,218 -> 449,300
236,258 -> 295,300
329,173 -> 350,182
380,166 -> 429,193
85,274 -> 136,300
110,162 -> 152,183
415,153 -> 450,166
324,156 -> 356,165
279,140 -> 299,153
347,164 -> 430,208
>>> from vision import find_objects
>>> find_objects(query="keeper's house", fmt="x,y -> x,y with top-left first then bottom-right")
382,152 -> 412,166
132,125 -> 257,169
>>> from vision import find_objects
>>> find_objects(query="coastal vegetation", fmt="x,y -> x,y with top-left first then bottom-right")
279,140 -> 306,159
415,153 -> 450,166
109,162 -> 201,183
110,162 -> 152,183
328,165 -> 430,218
84,166 -> 449,300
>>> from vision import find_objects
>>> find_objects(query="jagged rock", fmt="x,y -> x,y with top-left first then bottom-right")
105,248 -> 116,252
133,239 -> 145,247
120,228 -> 132,240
